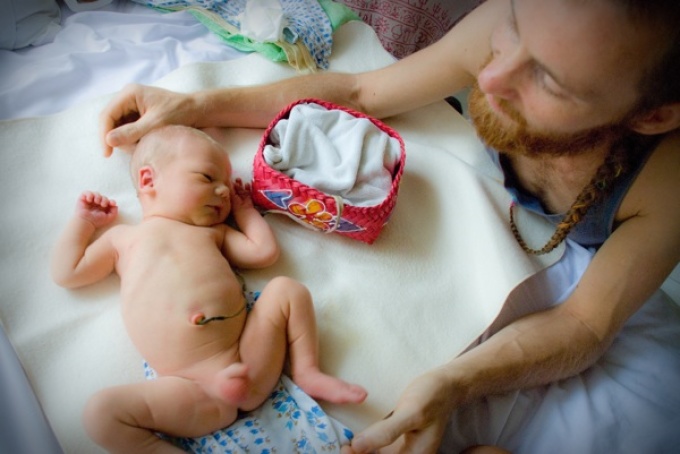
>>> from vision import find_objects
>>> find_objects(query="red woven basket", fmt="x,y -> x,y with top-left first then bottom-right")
251,98 -> 406,244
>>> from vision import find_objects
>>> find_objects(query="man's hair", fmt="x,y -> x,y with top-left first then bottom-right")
617,0 -> 680,113
512,0 -> 679,255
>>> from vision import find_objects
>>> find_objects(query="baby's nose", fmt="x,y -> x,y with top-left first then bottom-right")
215,184 -> 229,198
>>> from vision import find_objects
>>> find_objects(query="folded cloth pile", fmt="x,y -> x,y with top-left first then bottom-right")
263,102 -> 402,207
132,0 -> 358,69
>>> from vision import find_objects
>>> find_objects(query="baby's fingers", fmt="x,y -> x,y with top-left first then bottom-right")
233,178 -> 251,193
79,191 -> 117,209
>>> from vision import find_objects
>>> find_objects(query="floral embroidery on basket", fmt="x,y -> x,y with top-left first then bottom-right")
289,199 -> 334,231
259,189 -> 364,234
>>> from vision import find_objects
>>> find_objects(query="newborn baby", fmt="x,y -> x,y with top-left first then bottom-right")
51,125 -> 367,453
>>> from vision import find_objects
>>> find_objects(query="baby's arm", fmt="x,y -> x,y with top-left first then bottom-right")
222,179 -> 279,269
51,191 -> 119,288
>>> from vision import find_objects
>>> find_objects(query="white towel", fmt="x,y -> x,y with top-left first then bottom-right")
263,103 -> 401,207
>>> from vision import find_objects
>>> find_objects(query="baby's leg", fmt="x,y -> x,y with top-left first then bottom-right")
212,362 -> 249,404
83,377 -> 238,453
238,276 -> 367,410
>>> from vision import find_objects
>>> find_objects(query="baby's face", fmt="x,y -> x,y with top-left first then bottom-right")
154,137 -> 232,226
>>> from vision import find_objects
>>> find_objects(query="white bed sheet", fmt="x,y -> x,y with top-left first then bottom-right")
1,3 -> 679,454
0,1 -> 244,121
0,6 -> 560,452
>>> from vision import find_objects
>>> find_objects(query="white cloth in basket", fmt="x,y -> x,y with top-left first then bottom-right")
263,103 -> 402,207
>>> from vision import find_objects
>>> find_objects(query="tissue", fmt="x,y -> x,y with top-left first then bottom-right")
238,0 -> 286,43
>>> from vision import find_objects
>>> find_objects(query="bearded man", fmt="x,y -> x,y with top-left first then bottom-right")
100,0 -> 680,452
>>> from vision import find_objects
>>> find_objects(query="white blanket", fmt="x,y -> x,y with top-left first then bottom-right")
0,21 -> 563,453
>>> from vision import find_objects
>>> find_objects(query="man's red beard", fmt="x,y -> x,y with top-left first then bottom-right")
467,84 -> 626,157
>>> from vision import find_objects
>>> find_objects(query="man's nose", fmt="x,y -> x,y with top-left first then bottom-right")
477,49 -> 525,101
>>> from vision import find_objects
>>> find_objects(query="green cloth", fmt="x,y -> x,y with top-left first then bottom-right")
319,0 -> 361,31
149,1 -> 360,67
189,8 -> 288,63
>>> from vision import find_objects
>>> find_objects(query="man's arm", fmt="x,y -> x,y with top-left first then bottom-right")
192,0 -> 500,121
349,133 -> 680,453
439,161 -> 680,401
99,0 -> 505,156
452,130 -> 680,392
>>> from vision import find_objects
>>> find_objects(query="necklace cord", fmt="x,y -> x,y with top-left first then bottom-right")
508,139 -> 635,255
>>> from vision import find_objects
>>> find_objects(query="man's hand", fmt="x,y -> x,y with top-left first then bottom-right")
99,83 -> 197,157
347,368 -> 460,453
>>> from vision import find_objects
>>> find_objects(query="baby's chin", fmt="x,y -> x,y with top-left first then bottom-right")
195,217 -> 227,227
191,208 -> 228,226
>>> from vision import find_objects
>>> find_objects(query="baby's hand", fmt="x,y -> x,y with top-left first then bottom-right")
231,178 -> 254,211
76,191 -> 118,228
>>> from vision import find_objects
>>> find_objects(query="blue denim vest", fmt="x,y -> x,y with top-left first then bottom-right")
488,143 -> 655,249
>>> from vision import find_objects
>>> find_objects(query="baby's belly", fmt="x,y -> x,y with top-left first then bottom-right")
120,286 -> 245,376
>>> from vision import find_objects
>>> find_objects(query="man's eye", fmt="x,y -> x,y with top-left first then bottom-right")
532,66 -> 565,98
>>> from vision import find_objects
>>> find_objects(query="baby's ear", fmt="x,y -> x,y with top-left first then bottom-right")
137,166 -> 155,192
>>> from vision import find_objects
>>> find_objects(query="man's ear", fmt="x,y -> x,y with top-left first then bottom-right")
138,166 -> 155,193
630,103 -> 680,135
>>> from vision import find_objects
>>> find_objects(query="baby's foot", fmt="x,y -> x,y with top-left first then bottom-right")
214,363 -> 250,404
294,369 -> 367,404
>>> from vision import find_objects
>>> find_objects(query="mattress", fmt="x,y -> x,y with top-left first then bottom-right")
1,2 -> 678,453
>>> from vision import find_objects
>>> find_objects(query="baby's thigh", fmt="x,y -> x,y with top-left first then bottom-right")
238,278 -> 311,370
91,377 -> 238,438
244,276 -> 312,328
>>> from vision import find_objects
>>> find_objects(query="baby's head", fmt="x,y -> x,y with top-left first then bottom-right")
130,125 -> 224,179
131,125 -> 234,226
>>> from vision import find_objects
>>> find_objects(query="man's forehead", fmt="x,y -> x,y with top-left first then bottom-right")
513,0 -> 649,101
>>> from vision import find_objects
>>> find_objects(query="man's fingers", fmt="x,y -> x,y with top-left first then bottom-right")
399,424 -> 443,454
100,115 -> 116,158
99,84 -> 145,156
351,411 -> 412,453
106,121 -> 140,147
104,115 -> 153,156
340,445 -> 355,454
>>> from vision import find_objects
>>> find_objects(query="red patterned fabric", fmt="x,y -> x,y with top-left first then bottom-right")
337,0 -> 483,58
